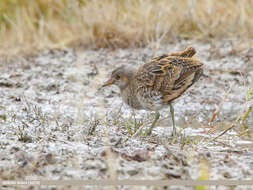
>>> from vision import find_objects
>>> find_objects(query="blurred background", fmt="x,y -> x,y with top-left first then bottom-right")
0,0 -> 253,55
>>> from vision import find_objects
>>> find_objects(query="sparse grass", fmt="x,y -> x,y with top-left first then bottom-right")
87,118 -> 100,135
10,99 -> 49,142
212,87 -> 252,141
1,0 -> 253,56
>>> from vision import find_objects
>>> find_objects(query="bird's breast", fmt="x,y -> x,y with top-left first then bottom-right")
120,87 -> 143,110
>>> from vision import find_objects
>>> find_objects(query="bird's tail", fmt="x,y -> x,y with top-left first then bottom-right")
169,46 -> 196,58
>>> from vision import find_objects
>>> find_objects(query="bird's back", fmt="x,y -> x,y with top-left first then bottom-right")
134,47 -> 203,110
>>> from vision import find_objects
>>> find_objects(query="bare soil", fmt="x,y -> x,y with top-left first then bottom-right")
0,39 -> 253,190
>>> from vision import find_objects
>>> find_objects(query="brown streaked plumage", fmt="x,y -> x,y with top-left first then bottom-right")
102,46 -> 203,136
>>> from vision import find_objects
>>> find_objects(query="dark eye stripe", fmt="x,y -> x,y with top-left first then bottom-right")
115,74 -> 120,80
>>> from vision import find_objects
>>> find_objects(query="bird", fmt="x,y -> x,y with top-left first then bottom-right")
102,46 -> 203,136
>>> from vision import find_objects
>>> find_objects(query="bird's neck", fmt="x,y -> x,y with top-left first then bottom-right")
120,82 -> 142,110
119,66 -> 137,91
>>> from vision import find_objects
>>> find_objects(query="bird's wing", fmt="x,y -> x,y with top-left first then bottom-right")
162,56 -> 203,102
135,56 -> 203,103
135,58 -> 180,91
173,59 -> 203,88
151,46 -> 196,62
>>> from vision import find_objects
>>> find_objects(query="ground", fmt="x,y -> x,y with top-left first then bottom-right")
0,39 -> 253,190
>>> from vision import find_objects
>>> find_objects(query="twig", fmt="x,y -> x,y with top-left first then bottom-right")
48,137 -> 70,144
209,85 -> 231,123
237,129 -> 250,137
183,112 -> 200,129
212,123 -> 236,141
213,114 -> 240,141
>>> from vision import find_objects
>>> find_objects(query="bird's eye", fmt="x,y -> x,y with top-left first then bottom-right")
115,74 -> 120,80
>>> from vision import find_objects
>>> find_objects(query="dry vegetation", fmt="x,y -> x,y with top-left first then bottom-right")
0,0 -> 253,56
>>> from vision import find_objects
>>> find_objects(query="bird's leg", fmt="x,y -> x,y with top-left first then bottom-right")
169,103 -> 176,136
132,109 -> 138,132
146,111 -> 160,135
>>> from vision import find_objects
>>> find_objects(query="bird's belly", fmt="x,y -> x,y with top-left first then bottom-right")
138,96 -> 165,111
136,89 -> 165,111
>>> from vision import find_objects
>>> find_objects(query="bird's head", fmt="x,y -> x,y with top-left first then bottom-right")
102,65 -> 135,90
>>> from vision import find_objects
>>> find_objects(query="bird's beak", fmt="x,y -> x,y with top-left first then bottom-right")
102,78 -> 115,87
